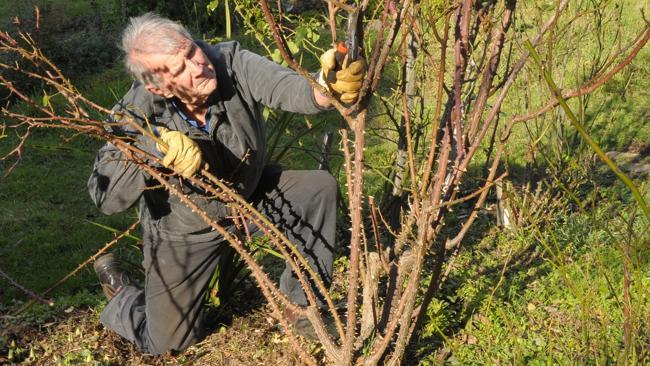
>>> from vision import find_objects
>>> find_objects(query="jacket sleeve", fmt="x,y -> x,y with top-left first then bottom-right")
88,82 -> 159,215
88,143 -> 148,215
229,42 -> 329,114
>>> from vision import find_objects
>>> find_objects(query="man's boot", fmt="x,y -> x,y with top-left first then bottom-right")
93,253 -> 132,300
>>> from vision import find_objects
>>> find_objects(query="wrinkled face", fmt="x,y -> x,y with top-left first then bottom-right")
136,39 -> 217,108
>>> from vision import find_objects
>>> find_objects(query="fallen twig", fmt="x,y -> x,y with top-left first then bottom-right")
0,267 -> 53,307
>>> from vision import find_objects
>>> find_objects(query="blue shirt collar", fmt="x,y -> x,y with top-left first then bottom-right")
170,99 -> 211,132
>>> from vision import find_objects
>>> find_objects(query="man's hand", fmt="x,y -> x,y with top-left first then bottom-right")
319,48 -> 366,104
155,127 -> 203,178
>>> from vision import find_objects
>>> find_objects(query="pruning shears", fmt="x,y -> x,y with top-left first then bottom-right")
335,7 -> 364,67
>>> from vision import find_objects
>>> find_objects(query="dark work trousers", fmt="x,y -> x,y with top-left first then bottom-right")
99,168 -> 338,355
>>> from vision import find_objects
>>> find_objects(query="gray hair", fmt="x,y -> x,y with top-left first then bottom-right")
121,13 -> 193,86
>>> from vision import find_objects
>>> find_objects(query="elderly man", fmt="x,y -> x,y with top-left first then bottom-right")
88,13 -> 363,355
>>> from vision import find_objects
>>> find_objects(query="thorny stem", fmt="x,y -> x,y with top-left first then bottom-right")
420,6 -> 451,194
341,108 -> 368,363
400,14 -> 421,211
0,267 -> 53,307
368,197 -> 386,270
450,0 -> 472,165
451,0 -> 570,189
328,1 -> 339,45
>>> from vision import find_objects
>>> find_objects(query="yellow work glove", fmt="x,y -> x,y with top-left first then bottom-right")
319,48 -> 366,104
155,126 -> 202,178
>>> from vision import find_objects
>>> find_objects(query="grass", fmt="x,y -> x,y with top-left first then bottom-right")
435,205 -> 649,364
0,84 -> 137,309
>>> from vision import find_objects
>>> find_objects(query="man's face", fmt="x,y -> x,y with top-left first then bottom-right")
136,39 -> 217,108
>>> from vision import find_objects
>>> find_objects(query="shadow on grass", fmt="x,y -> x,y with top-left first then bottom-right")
406,160 -> 556,364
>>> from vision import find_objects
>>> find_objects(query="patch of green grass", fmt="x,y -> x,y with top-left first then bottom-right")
0,128 -> 137,306
447,239 -> 648,363
76,66 -> 133,112
422,177 -> 650,364
0,66 -> 135,313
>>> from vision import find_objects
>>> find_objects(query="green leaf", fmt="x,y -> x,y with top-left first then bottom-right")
207,0 -> 219,14
42,91 -> 50,107
307,28 -> 320,43
256,244 -> 284,260
85,220 -> 141,241
287,40 -> 299,55
295,26 -> 308,45
271,48 -> 283,64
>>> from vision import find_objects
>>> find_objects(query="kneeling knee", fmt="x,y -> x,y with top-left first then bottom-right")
311,170 -> 338,199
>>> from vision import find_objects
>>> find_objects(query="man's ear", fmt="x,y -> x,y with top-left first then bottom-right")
144,84 -> 173,98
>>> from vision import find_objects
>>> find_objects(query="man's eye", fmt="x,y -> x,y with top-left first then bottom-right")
187,44 -> 196,58
171,65 -> 184,76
